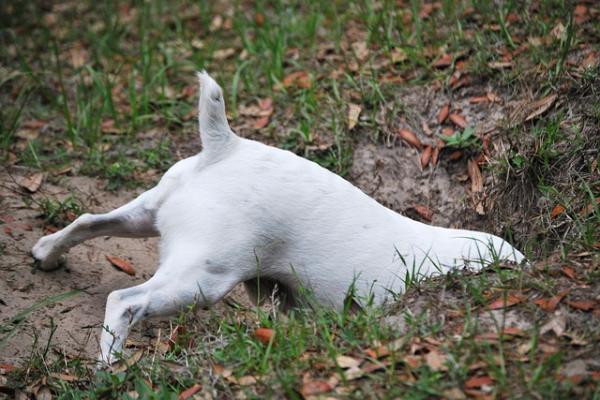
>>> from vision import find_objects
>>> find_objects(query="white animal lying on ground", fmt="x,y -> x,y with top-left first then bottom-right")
32,72 -> 525,364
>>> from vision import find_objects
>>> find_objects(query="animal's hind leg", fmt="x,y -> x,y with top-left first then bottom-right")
32,188 -> 159,270
99,258 -> 239,364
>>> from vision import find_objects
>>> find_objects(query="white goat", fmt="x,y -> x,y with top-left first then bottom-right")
32,72 -> 524,364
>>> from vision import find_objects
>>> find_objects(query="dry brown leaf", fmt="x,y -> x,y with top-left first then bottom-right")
488,61 -> 512,69
111,349 -> 144,373
469,96 -> 489,104
352,41 -> 369,60
347,103 -> 362,130
540,311 -> 567,337
0,364 -> 17,374
18,172 -> 44,193
238,375 -> 257,386
449,113 -> 467,129
335,355 -> 361,369
403,355 -> 422,369
561,266 -> 577,280
488,293 -> 526,310
412,205 -> 433,222
213,48 -> 236,60
464,375 -> 493,389
421,120 -> 432,136
22,120 -> 48,129
254,116 -> 270,129
424,350 -> 447,371
525,94 -> 557,122
581,52 -> 598,70
420,146 -> 432,169
534,289 -> 570,312
566,300 -> 596,311
437,104 -> 450,124
339,366 -> 364,381
467,159 -> 483,193
431,146 -> 440,167
300,379 -> 334,397
178,383 -> 202,400
283,71 -> 311,89
254,327 -> 274,345
398,129 -> 421,149
449,150 -> 463,161
106,255 -> 136,276
433,54 -> 452,68
49,373 -> 79,382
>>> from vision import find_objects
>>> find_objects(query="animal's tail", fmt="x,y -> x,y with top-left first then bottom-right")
196,71 -> 236,152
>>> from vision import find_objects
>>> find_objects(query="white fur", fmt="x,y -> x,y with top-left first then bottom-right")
32,71 -> 524,364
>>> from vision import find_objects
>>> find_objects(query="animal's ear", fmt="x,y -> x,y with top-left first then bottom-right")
196,71 -> 235,148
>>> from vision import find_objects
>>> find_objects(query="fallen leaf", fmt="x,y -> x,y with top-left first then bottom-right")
398,129 -> 421,149
581,51 -> 598,70
464,375 -> 493,389
424,350 -> 447,371
300,379 -> 334,397
437,104 -> 450,124
0,364 -> 16,374
238,375 -> 257,386
449,113 -> 467,129
403,355 -> 422,369
433,54 -> 452,68
550,22 -> 566,41
22,120 -> 48,129
467,159 -> 483,193
253,116 -> 270,129
469,96 -> 489,104
442,127 -> 455,137
488,61 -> 512,69
18,172 -> 44,192
106,256 -> 136,276
111,349 -> 144,373
561,266 -> 577,280
335,355 -> 361,369
178,383 -> 202,400
412,205 -> 433,222
449,150 -> 463,161
550,204 -> 565,219
339,366 -> 364,380
420,146 -> 432,168
213,48 -> 236,60
49,372 -> 79,382
347,103 -> 362,130
254,327 -> 274,345
443,387 -> 467,400
525,94 -> 557,122
431,146 -> 440,167
488,293 -> 526,310
283,71 -> 311,89
533,289 -> 570,312
566,300 -> 596,311
421,120 -> 432,136
540,311 -> 567,337
352,41 -> 369,60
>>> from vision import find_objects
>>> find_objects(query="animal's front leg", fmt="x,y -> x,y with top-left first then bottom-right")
32,188 -> 159,270
98,262 -> 239,364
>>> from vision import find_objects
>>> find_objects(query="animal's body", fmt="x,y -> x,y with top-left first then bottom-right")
32,72 -> 524,363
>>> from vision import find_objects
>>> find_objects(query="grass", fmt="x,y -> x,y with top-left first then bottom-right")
0,0 -> 599,398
